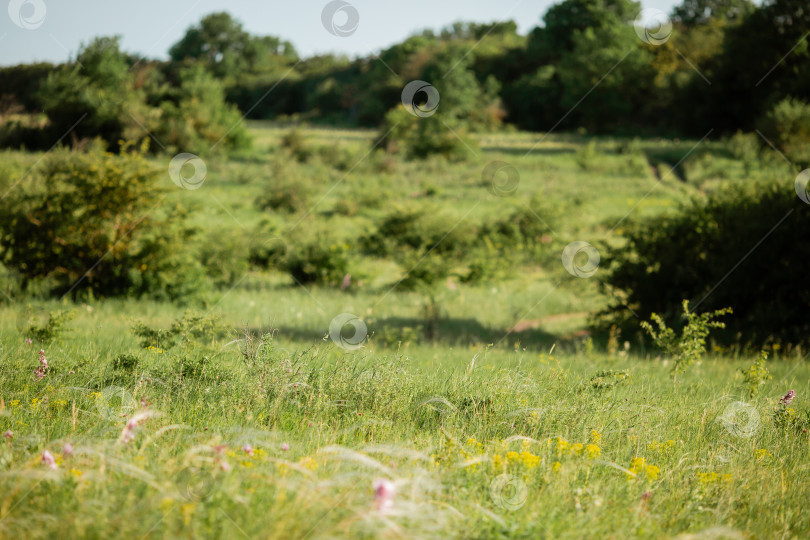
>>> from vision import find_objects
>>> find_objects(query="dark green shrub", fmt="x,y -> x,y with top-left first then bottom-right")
255,158 -> 313,213
282,225 -> 352,285
0,141 -> 206,299
758,98 -> 810,168
131,311 -> 226,349
280,128 -> 312,162
600,179 -> 809,346
197,229 -> 250,288
17,307 -> 75,344
154,63 -> 251,154
377,107 -> 475,161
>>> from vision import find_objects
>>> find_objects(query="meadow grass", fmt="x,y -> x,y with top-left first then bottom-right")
0,125 -> 806,539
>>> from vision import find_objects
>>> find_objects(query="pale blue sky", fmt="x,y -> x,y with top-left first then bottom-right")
1,0 -> 694,66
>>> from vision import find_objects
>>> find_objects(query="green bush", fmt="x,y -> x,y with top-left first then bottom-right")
600,179 -> 809,346
377,107 -> 475,161
0,141 -> 206,300
641,300 -> 731,377
255,155 -> 315,214
197,229 -> 250,288
758,98 -> 810,168
153,63 -> 251,154
280,128 -> 312,162
282,224 -> 352,285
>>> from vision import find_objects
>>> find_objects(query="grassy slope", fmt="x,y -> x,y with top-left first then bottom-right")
0,125 -> 807,539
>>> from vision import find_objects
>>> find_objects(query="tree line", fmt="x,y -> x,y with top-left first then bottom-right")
0,0 -> 808,159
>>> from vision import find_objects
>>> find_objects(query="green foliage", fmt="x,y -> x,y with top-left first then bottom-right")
169,12 -> 297,83
255,157 -> 313,213
641,300 -> 731,376
18,307 -> 75,344
38,36 -> 137,150
378,106 -> 475,161
758,98 -> 810,167
198,229 -> 250,288
672,0 -> 755,26
280,128 -> 312,162
282,225 -> 352,285
0,141 -> 206,299
131,311 -> 225,349
726,131 -> 760,174
362,204 -> 477,288
589,369 -> 631,390
740,350 -> 771,397
602,179 -> 807,345
154,63 -> 251,154
376,48 -> 499,160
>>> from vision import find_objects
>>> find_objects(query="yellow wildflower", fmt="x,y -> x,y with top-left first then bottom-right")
585,444 -> 601,460
628,457 -> 659,482
506,451 -> 520,464
181,503 -> 195,526
552,461 -> 562,472
754,448 -> 772,462
9,400 -> 20,408
570,443 -> 584,456
299,456 -> 317,471
555,437 -> 569,456
492,454 -> 504,470
697,472 -> 719,484
644,465 -> 660,481
520,451 -> 541,468
69,468 -> 83,477
590,430 -> 602,445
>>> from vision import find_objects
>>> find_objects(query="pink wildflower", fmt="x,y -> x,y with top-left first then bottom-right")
25,338 -> 32,345
119,410 -> 156,444
373,478 -> 395,514
63,443 -> 73,457
220,460 -> 231,472
780,390 -> 795,406
242,444 -> 254,456
41,450 -> 57,470
281,443 -> 290,452
34,349 -> 48,380
3,430 -> 12,441
341,274 -> 351,291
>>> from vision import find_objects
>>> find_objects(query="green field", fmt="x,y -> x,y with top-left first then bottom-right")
1,124 -> 807,539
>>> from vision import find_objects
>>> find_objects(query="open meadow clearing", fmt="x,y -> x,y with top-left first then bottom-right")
2,124 -> 810,539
